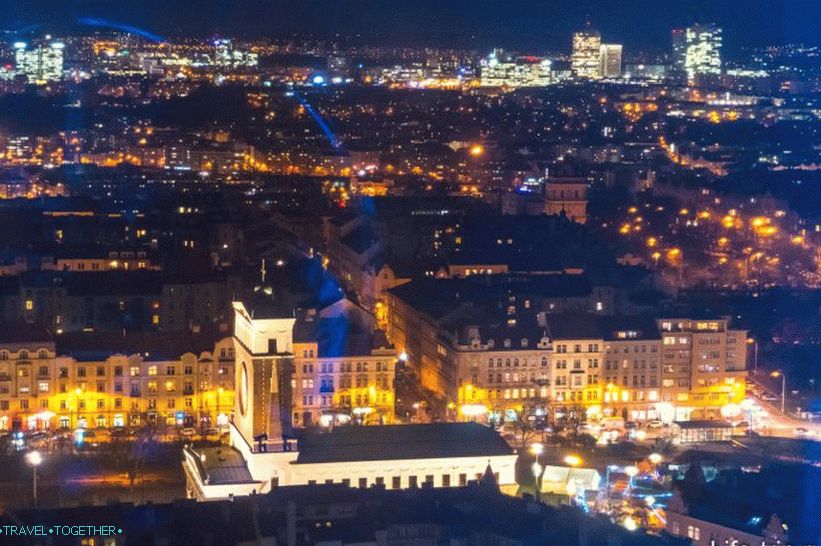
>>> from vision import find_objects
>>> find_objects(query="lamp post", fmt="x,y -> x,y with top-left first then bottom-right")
530,443 -> 544,503
771,371 -> 786,414
746,338 -> 758,374
26,450 -> 42,507
217,387 -> 224,425
564,454 -> 582,504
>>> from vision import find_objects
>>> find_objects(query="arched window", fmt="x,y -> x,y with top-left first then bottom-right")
18,350 -> 29,360
0,351 -> 8,360
38,349 -> 48,359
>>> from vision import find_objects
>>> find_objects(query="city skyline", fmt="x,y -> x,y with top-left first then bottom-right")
3,0 -> 821,53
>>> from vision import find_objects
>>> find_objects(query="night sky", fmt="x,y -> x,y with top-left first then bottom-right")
2,0 -> 821,53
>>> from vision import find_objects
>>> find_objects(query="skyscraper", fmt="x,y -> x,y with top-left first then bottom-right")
599,44 -> 623,79
684,24 -> 722,84
670,28 -> 688,79
571,28 -> 602,79
14,41 -> 64,84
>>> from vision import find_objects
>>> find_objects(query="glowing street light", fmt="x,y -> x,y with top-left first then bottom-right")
530,443 -> 544,456
648,453 -> 662,465
564,454 -> 582,467
26,450 -> 43,507
771,371 -> 786,414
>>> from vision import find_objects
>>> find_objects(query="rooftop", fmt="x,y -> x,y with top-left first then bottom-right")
295,422 -> 513,464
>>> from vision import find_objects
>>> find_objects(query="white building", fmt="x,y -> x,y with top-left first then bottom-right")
14,41 -> 64,84
213,39 -> 258,68
479,50 -> 552,88
571,29 -> 602,79
182,297 -> 517,501
599,44 -> 623,79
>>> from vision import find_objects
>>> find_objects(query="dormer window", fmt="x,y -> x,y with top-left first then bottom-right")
521,338 -> 528,347
487,339 -> 494,348
503,339 -> 511,348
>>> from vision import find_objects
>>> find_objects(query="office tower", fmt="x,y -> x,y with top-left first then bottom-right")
599,44 -> 623,78
213,38 -> 258,68
684,23 -> 722,84
571,28 -> 602,79
670,28 -> 687,78
14,41 -> 64,84
479,50 -> 552,88
214,39 -> 233,66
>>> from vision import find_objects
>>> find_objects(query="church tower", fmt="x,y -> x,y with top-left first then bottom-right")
231,294 -> 296,447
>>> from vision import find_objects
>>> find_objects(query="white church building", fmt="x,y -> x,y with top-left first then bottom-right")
183,296 -> 517,501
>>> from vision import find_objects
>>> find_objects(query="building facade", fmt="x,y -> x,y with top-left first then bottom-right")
684,24 -> 722,84
599,44 -> 623,79
657,318 -> 747,421
0,330 -> 234,431
571,29 -> 602,79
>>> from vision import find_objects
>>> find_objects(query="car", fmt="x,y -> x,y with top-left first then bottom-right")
624,421 -> 638,430
646,420 -> 663,429
760,393 -> 778,402
201,427 -> 219,436
794,427 -> 809,436
180,427 -> 197,437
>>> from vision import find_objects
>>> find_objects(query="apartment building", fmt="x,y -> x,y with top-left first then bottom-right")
292,313 -> 396,427
0,326 -> 234,431
657,318 -> 747,421
601,317 -> 662,421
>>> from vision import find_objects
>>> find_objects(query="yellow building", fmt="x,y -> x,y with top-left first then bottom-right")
0,327 -> 234,431
657,318 -> 747,421
292,312 -> 396,427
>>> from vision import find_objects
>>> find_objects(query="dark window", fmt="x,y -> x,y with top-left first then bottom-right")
392,476 -> 401,489
442,474 -> 451,487
358,478 -> 367,489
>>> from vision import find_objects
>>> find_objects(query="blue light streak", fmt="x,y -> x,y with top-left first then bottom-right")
77,18 -> 165,43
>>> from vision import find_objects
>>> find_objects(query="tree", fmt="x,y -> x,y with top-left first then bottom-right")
511,409 -> 537,447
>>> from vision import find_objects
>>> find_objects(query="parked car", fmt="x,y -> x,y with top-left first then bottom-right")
760,393 -> 778,402
646,420 -> 663,429
180,427 -> 197,437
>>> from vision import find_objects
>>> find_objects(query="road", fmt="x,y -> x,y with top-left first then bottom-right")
747,375 -> 821,439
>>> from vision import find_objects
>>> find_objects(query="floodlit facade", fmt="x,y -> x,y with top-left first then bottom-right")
0,333 -> 235,431
571,29 -> 602,79
684,24 -> 722,84
14,41 -> 64,84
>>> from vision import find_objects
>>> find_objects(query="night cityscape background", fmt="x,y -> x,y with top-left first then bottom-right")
0,1 -> 818,545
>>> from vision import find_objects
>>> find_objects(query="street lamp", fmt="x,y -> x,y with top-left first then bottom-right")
746,338 -> 758,373
564,454 -> 582,467
648,453 -> 662,465
771,371 -> 786,414
26,450 -> 42,507
217,387 -> 224,424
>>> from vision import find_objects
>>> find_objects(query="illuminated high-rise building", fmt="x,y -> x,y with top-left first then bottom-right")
571,28 -> 602,79
13,41 -> 64,84
684,23 -> 722,84
213,38 -> 258,68
599,44 -> 623,78
670,28 -> 688,78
